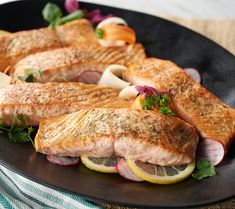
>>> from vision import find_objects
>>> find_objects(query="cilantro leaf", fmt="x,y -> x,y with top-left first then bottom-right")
141,96 -> 158,110
159,94 -> 169,107
192,160 -> 216,180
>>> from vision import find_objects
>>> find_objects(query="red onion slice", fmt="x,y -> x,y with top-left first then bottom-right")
196,138 -> 225,166
46,155 -> 79,166
184,68 -> 201,83
116,158 -> 144,182
77,71 -> 102,84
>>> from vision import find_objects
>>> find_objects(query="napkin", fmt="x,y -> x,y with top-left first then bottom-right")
0,165 -> 102,209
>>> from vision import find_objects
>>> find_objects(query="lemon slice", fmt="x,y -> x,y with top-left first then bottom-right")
127,157 -> 195,184
81,156 -> 118,173
0,30 -> 11,36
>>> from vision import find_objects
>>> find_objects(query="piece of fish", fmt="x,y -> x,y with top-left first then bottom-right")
12,44 -> 146,84
35,108 -> 198,166
0,82 -> 131,126
123,58 -> 235,152
0,19 -> 98,72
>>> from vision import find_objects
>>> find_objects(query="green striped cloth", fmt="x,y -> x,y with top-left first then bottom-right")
0,165 -> 102,209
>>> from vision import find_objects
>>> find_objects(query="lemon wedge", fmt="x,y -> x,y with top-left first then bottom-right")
81,156 -> 118,173
0,30 -> 11,36
127,157 -> 195,184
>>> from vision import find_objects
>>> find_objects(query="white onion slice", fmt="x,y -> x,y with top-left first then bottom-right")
0,72 -> 11,88
98,39 -> 126,47
119,85 -> 139,99
46,155 -> 79,166
98,64 -> 130,89
97,17 -> 128,28
196,138 -> 225,166
116,158 -> 144,182
184,68 -> 201,83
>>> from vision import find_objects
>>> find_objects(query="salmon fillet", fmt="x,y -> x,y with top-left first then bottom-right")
123,58 -> 235,152
12,44 -> 146,83
0,82 -> 131,126
0,19 -> 98,72
35,108 -> 198,166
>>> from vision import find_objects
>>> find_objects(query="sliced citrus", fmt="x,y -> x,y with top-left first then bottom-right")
127,157 -> 195,184
81,156 -> 118,173
0,29 -> 11,36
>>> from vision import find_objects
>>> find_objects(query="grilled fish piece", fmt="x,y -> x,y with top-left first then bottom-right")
12,44 -> 146,84
0,82 -> 130,126
0,19 -> 98,72
35,108 -> 198,166
123,58 -> 235,152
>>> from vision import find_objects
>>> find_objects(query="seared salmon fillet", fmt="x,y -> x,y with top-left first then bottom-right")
12,44 -> 146,83
0,83 -> 130,126
123,58 -> 235,152
35,108 -> 198,166
0,19 -> 98,72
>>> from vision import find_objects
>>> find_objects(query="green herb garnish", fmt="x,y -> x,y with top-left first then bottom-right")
0,115 -> 35,147
192,160 -> 216,180
159,106 -> 175,117
95,27 -> 103,39
42,3 -> 62,26
141,93 -> 175,117
59,10 -> 84,25
17,68 -> 43,83
42,2 -> 83,29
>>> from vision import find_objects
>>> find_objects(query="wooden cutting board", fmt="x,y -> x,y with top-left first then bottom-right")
100,16 -> 235,209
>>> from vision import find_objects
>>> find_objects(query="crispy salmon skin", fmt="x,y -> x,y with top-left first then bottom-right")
0,82 -> 131,126
123,58 -> 235,151
0,19 -> 98,72
35,108 -> 198,166
12,44 -> 146,83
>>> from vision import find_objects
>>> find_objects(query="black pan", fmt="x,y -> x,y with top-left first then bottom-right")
0,0 -> 235,208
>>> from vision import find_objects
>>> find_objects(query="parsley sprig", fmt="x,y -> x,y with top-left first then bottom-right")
0,115 -> 35,147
